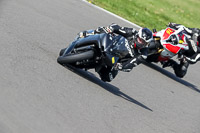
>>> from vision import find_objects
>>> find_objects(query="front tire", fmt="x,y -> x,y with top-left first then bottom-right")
57,50 -> 95,65
173,62 -> 189,78
59,48 -> 67,56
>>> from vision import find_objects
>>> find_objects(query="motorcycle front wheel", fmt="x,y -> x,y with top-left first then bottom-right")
59,48 -> 67,56
57,50 -> 94,65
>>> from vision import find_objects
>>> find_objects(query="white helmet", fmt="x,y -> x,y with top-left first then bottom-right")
136,28 -> 153,47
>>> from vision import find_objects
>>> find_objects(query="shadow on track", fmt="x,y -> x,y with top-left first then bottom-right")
64,64 -> 153,112
143,62 -> 200,93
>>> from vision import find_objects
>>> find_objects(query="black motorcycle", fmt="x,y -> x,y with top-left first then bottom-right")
57,30 -> 132,82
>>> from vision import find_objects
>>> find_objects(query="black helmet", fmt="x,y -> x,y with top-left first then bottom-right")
136,28 -> 153,48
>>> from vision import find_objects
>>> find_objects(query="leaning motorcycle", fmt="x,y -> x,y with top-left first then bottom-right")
57,30 -> 132,82
146,26 -> 198,78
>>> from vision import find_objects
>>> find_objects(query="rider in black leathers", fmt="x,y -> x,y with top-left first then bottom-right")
80,23 -> 153,81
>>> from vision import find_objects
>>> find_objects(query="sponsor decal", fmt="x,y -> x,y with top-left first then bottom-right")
125,39 -> 134,57
163,28 -> 175,40
112,57 -> 115,64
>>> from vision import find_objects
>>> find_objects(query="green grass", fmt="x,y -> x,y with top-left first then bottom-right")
89,0 -> 200,30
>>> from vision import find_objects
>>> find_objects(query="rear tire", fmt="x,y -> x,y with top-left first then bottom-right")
57,50 -> 94,64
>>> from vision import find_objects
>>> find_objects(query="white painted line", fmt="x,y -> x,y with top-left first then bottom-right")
82,0 -> 141,29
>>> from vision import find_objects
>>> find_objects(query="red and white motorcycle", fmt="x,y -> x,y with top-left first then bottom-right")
146,26 -> 198,77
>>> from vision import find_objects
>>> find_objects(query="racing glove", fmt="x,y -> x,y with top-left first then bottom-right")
95,26 -> 113,34
167,22 -> 193,35
78,31 -> 87,38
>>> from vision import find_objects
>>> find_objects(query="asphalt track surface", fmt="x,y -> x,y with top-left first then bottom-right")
0,0 -> 200,133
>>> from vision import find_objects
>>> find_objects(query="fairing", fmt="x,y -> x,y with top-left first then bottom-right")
155,27 -> 189,55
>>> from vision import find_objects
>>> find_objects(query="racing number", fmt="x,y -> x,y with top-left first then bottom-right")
163,28 -> 175,40
166,28 -> 173,35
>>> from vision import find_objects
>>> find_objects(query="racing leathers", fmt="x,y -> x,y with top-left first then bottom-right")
153,22 -> 200,78
79,23 -> 152,82
168,22 -> 200,64
95,23 -> 150,72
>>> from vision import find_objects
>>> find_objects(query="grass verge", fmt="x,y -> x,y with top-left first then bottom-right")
89,0 -> 200,30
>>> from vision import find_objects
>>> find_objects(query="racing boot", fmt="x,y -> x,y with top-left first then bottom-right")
185,38 -> 198,56
98,67 -> 118,82
185,39 -> 200,64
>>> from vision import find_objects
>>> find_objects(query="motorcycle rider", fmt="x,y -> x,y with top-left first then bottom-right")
80,23 -> 153,81
168,22 -> 200,61
154,22 -> 200,78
